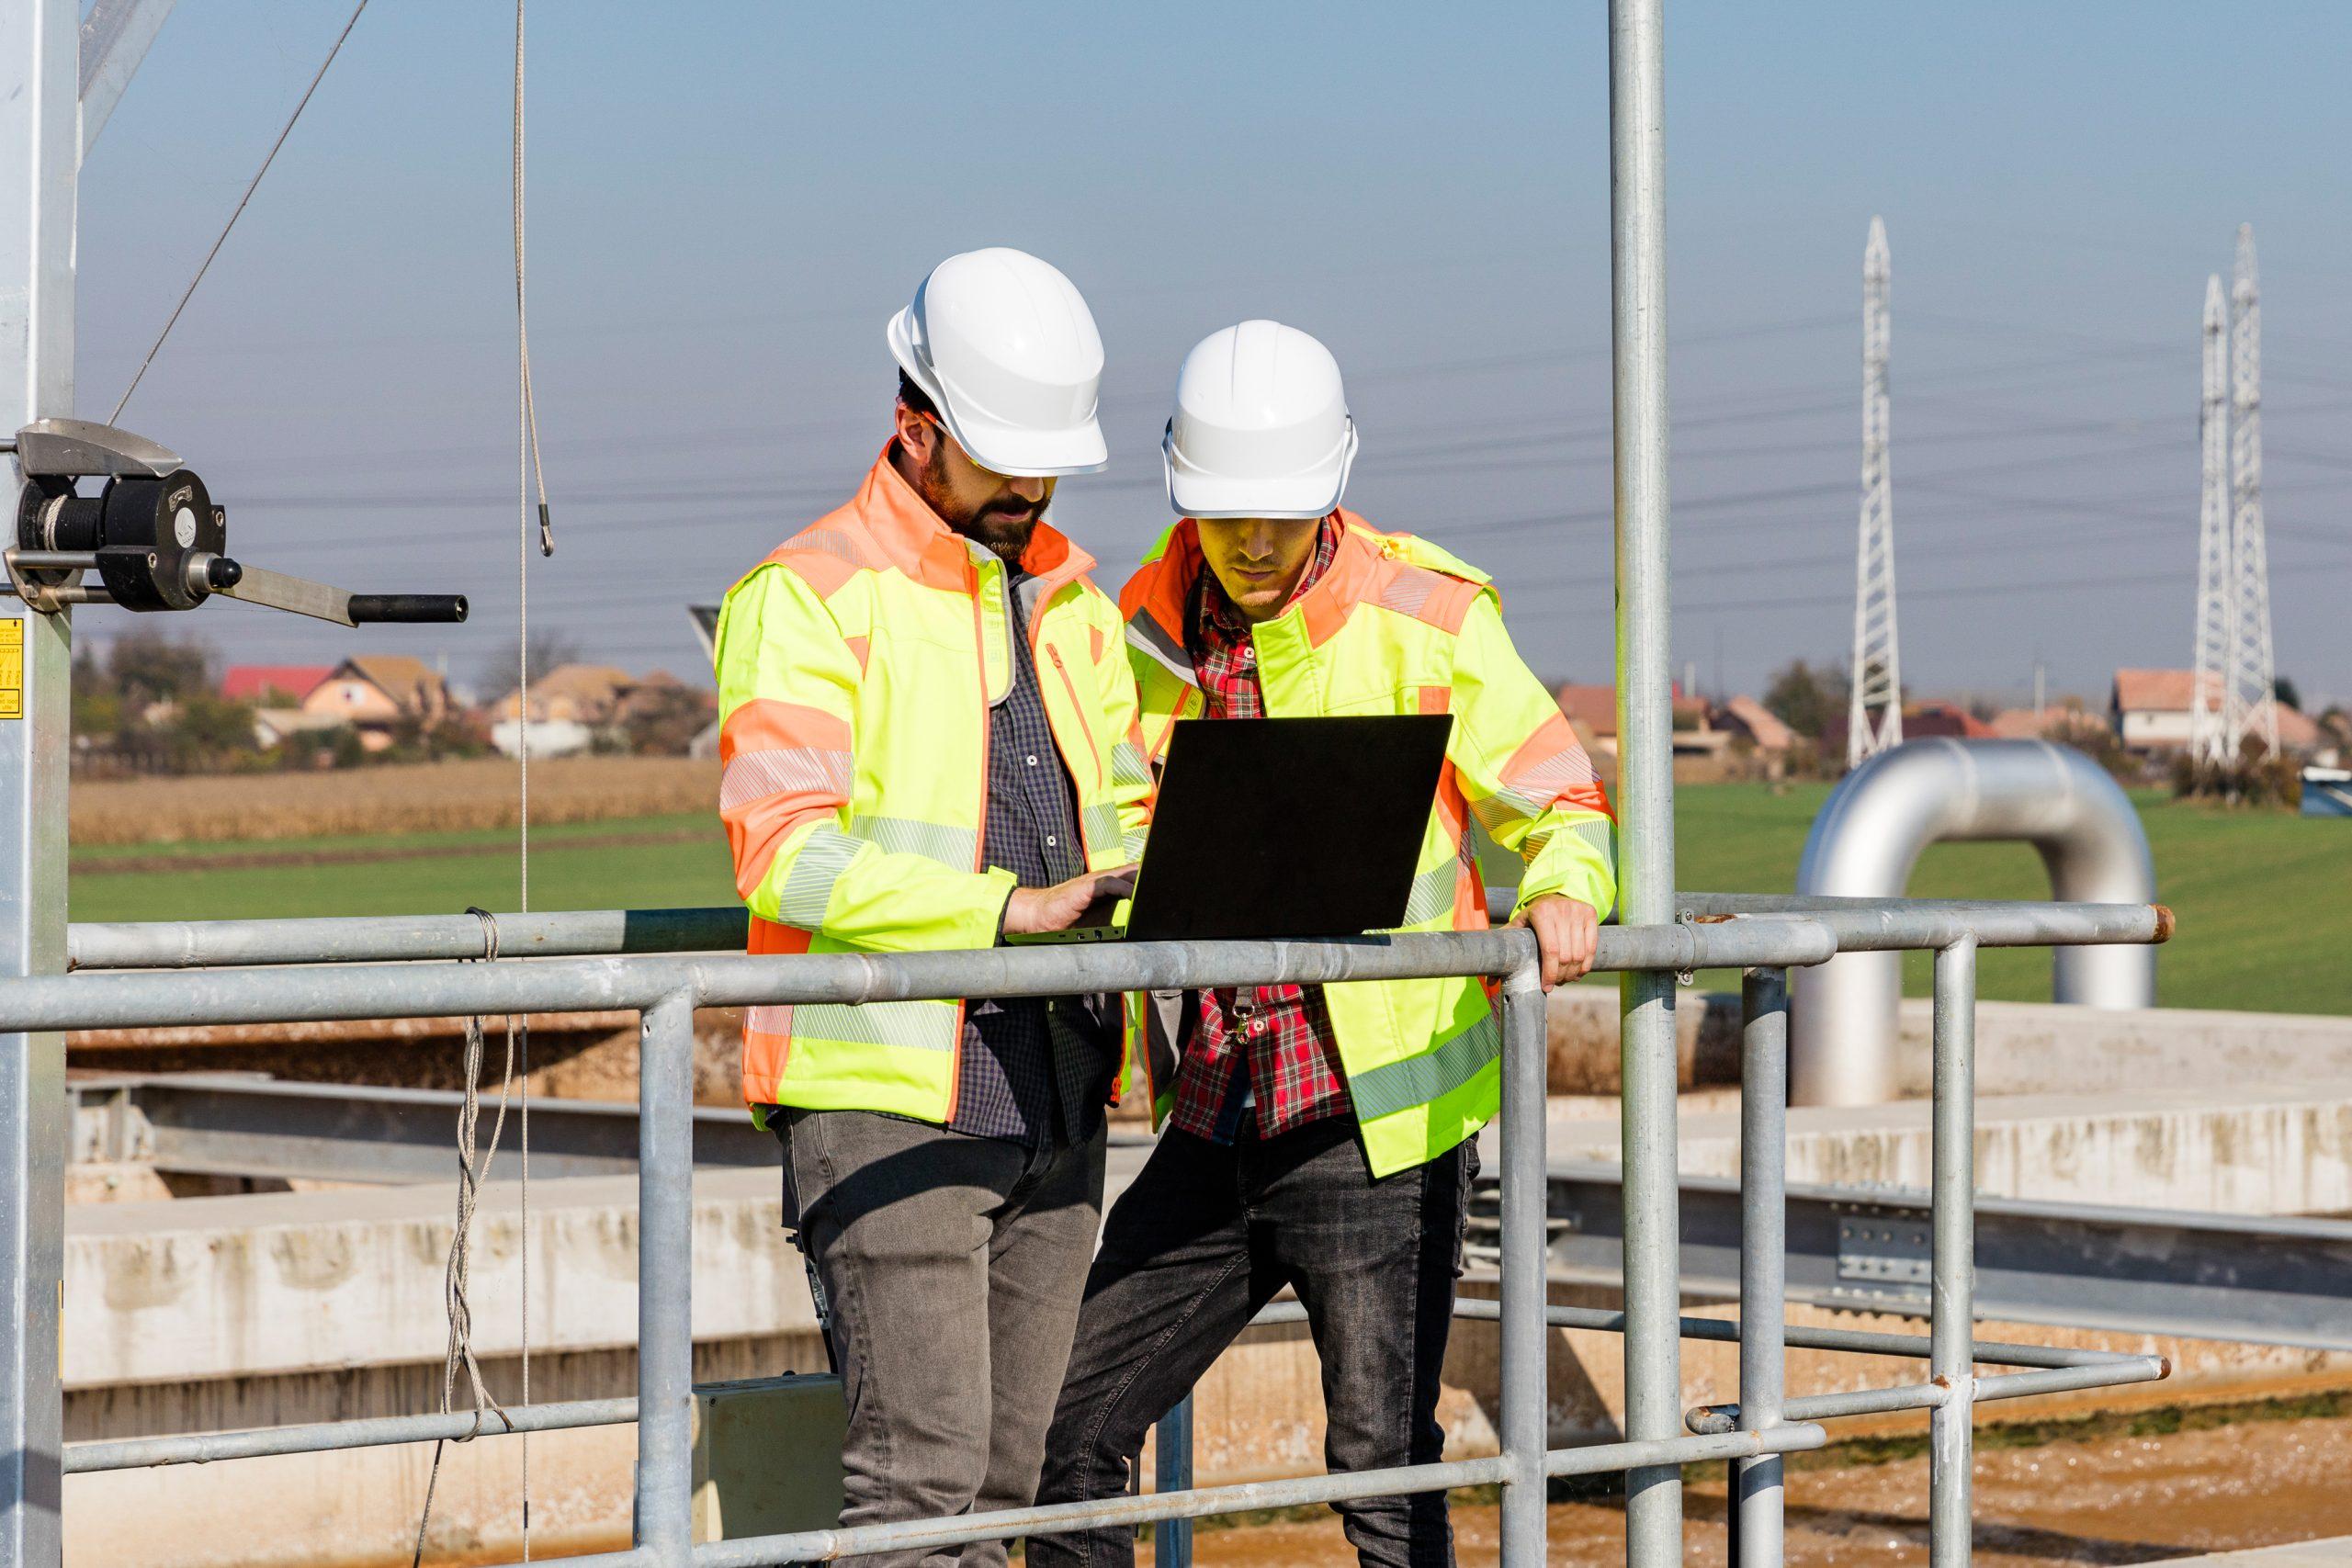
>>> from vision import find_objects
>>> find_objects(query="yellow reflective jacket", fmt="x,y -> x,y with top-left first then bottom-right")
713,446 -> 1152,1123
1120,512 -> 1615,1177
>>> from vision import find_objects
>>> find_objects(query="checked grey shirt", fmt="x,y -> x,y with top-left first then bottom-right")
955,566 -> 1120,1146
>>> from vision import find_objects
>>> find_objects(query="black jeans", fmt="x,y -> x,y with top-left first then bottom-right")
780,1110 -> 1108,1568
1028,1116 -> 1476,1568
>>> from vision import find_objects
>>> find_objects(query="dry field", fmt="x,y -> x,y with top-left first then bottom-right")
71,756 -> 719,845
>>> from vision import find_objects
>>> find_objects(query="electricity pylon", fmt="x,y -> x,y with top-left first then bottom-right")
2188,274 -> 2233,766
2225,223 -> 2278,760
1849,215 -> 1903,767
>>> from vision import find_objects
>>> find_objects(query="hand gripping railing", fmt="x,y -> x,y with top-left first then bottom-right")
10,897 -> 2171,1568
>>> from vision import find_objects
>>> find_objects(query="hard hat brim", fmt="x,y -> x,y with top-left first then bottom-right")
1160,422 -> 1356,521
888,308 -> 1109,478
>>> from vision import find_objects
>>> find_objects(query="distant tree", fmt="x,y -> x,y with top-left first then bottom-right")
107,630 -> 211,708
2276,674 -> 2302,712
474,627 -> 585,703
1763,659 -> 1848,742
2044,710 -> 2136,784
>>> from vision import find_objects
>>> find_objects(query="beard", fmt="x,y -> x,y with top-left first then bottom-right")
958,502 -> 1042,564
916,444 -> 1046,563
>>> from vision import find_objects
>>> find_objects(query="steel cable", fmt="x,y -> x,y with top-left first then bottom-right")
110,0 -> 372,423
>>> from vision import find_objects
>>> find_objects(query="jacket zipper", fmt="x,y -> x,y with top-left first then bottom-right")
1045,644 -> 1103,857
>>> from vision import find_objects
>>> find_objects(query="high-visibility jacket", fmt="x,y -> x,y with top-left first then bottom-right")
712,446 -> 1153,1123
1122,511 -> 1616,1177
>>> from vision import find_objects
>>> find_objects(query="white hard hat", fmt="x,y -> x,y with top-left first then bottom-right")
1162,320 -> 1357,520
887,248 -> 1108,477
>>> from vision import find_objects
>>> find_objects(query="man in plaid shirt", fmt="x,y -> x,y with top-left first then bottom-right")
1168,514 -> 1355,1144
1033,323 -> 1613,1568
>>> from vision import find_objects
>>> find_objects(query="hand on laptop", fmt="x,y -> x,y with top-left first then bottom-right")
1004,867 -> 1140,936
1514,894 -> 1599,990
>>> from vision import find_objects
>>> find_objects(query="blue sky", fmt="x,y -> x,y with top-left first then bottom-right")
72,1 -> 2352,708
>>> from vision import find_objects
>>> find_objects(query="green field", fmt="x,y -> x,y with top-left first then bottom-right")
67,785 -> 2352,1015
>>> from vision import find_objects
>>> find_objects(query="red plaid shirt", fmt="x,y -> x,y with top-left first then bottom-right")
1168,517 -> 1356,1143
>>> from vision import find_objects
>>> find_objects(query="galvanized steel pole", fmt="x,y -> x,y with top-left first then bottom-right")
635,992 -> 698,1564
1735,969 -> 1788,1566
1928,941 -> 1978,1568
1153,1396 -> 1195,1568
1498,959 -> 1551,1562
1608,0 -> 1683,1557
0,4 -> 79,1563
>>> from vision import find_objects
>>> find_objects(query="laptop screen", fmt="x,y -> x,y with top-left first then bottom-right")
1125,715 -> 1454,942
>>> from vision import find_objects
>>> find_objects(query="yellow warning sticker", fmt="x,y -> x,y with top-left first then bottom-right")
0,618 -> 22,720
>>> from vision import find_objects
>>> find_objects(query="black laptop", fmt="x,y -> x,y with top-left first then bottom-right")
1009,715 -> 1453,944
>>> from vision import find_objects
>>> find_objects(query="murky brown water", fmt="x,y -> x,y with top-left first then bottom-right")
1153,1414 -> 2352,1566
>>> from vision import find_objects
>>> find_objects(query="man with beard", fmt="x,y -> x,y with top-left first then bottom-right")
710,248 -> 1152,1566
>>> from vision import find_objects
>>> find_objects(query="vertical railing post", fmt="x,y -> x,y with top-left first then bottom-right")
636,989 -> 697,1563
1928,940 -> 1977,1568
1,4 -> 80,1565
1608,0 -> 1681,1559
1735,968 -> 1788,1567
1498,953 -> 1550,1563
1152,1394 -> 1194,1568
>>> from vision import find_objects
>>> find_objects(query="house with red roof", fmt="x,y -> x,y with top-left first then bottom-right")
220,665 -> 331,705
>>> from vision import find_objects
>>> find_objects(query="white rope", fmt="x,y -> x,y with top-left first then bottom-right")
412,913 -> 517,1568
112,0 -> 372,424
413,6 -> 551,1558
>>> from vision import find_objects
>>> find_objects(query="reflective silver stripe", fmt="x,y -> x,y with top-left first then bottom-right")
1081,801 -> 1123,855
1397,860 -> 1461,928
1518,813 -> 1615,868
778,825 -> 863,929
1507,742 -> 1598,795
719,747 -> 853,813
795,998 -> 959,1053
1468,784 -> 1544,835
846,814 -> 977,870
745,1004 -> 794,1036
1376,564 -> 1442,620
1122,826 -> 1149,863
1346,1009 -> 1501,1122
1125,610 -> 1199,688
1111,740 -> 1150,789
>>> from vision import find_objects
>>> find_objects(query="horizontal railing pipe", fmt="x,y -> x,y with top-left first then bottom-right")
688,1457 -> 1514,1567
68,907 -> 750,971
1675,892 -> 2169,953
62,896 -> 2159,973
1686,1354 -> 2169,1434
62,1396 -> 637,1472
0,921 -> 1850,1034
61,1301 -> 2143,1475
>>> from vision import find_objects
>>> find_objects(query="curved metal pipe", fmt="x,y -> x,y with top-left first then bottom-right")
1791,739 -> 2157,1105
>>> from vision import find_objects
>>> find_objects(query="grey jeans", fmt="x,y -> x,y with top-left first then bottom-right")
779,1109 -> 1107,1568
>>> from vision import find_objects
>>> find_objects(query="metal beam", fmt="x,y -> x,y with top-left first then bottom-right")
2,2 -> 78,1562
77,0 -> 177,164
1527,1161 -> 2352,1355
63,894 -> 2165,972
1608,0 -> 1683,1554
67,1073 -> 778,1183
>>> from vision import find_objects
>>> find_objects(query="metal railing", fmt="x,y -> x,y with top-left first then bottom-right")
5,894 -> 2171,1566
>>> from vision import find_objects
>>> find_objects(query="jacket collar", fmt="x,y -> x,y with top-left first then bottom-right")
849,442 -> 1097,599
1125,508 -> 1386,664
